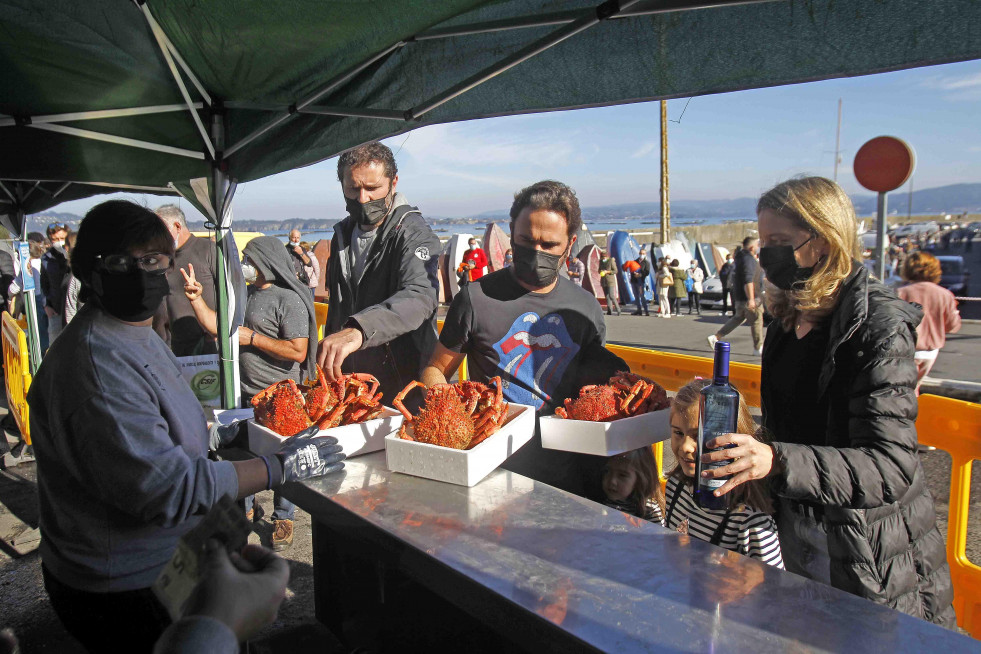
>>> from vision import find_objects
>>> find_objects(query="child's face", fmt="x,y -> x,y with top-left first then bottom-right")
670,407 -> 698,477
603,461 -> 637,503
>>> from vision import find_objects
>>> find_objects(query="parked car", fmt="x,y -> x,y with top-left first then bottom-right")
936,255 -> 970,296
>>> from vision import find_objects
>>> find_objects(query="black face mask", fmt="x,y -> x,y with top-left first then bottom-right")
93,269 -> 171,322
345,189 -> 393,227
758,236 -> 817,290
511,241 -> 565,288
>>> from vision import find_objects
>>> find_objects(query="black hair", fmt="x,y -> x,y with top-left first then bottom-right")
336,141 -> 398,181
72,200 -> 175,297
509,180 -> 582,242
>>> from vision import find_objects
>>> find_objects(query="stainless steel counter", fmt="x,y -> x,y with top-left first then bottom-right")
284,452 -> 976,653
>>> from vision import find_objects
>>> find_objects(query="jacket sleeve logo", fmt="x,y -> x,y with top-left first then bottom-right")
414,246 -> 430,261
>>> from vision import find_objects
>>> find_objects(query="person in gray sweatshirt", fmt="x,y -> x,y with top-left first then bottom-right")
27,201 -> 345,653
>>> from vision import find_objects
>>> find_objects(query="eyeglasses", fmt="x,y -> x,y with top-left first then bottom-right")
95,252 -> 173,274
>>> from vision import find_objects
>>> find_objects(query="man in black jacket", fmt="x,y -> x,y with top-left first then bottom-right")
40,222 -> 70,345
707,236 -> 763,355
318,142 -> 441,408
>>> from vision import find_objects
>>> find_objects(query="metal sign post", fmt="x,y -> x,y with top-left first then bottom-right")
853,136 -> 915,280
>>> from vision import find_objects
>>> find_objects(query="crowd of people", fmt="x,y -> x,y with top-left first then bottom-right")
17,140 -> 962,652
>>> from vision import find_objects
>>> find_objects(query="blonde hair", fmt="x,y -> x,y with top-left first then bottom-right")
757,177 -> 862,330
669,378 -> 774,514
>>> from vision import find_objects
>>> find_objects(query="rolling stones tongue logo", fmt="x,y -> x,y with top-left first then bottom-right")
492,312 -> 580,409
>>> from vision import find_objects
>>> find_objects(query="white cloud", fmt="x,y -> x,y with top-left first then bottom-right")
385,122 -> 581,170
630,141 -> 658,158
925,72 -> 981,90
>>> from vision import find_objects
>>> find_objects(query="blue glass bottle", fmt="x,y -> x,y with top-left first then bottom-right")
695,341 -> 739,510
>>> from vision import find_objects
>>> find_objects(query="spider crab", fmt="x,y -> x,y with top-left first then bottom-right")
555,372 -> 668,421
393,377 -> 509,450
251,367 -> 383,436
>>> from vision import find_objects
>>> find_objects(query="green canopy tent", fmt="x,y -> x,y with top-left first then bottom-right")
3,0 -> 981,406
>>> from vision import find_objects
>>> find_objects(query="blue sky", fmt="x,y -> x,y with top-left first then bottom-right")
56,59 -> 981,222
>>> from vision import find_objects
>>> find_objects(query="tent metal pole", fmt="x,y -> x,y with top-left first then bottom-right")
414,0 -> 775,40
408,0 -> 643,120
29,123 -> 206,159
164,40 -> 213,107
0,182 -> 15,204
0,104 -> 205,126
300,106 -> 407,121
140,4 -> 216,159
51,182 -> 72,198
210,113 -> 238,410
224,41 -> 405,157
225,102 -> 407,122
0,178 -> 176,194
20,182 -> 40,202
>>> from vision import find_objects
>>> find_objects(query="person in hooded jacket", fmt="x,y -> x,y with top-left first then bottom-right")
699,177 -> 955,628
318,142 -> 441,409
183,235 -> 321,551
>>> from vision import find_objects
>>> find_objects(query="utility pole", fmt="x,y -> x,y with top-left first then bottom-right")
833,98 -> 842,182
660,100 -> 670,244
907,173 -> 914,220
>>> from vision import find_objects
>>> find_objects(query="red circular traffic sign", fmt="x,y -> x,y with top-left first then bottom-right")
853,136 -> 915,193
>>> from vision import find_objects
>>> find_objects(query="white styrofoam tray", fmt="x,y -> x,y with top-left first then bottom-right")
385,403 -> 535,487
247,407 -> 403,458
539,408 -> 671,456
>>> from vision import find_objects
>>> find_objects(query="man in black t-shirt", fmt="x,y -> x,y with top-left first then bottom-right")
424,180 -> 626,498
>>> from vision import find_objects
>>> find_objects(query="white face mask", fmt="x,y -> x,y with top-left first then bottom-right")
241,262 -> 258,284
51,239 -> 65,249
469,242 -> 477,250
290,239 -> 300,246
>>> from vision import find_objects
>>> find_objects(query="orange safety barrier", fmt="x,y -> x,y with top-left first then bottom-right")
314,301 -> 328,340
2,312 -> 32,445
915,394 -> 981,638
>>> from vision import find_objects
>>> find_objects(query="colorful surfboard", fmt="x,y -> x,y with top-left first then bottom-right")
569,223 -> 597,259
437,251 -> 450,304
483,222 -> 510,272
578,244 -> 604,300
608,231 -> 652,303
312,239 -> 331,303
444,233 -> 472,297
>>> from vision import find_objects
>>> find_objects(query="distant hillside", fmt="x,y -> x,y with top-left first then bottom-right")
27,182 -> 981,232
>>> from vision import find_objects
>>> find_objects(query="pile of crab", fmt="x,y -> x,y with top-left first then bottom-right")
554,371 -> 669,421
252,367 -> 384,437
394,377 -> 509,450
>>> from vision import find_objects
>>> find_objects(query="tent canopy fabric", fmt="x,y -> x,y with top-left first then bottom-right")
2,0 -> 981,221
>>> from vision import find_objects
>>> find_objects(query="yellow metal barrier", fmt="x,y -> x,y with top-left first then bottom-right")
2,312 -> 32,445
607,345 -> 762,407
314,302 -> 328,340
915,394 -> 981,637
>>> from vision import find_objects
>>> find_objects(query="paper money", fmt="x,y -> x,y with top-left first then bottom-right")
152,495 -> 251,621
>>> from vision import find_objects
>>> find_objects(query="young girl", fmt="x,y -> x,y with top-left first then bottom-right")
666,378 -> 784,568
602,447 -> 665,525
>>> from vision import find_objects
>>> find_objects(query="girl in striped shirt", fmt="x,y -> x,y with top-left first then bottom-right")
665,378 -> 784,568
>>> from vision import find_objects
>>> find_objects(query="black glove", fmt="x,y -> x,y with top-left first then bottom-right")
261,425 -> 345,488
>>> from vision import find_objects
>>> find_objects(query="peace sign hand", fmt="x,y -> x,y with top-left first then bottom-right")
181,263 -> 204,301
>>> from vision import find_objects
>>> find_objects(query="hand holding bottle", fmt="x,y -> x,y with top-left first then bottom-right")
699,434 -> 775,497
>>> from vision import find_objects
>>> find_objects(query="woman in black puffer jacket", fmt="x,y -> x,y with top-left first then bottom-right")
700,177 -> 955,627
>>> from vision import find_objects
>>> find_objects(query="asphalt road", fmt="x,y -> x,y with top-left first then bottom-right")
603,306 -> 981,384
